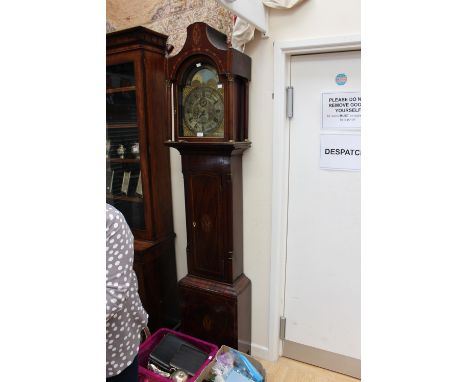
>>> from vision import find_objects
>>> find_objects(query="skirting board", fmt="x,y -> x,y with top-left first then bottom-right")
283,340 -> 361,379
250,342 -> 271,360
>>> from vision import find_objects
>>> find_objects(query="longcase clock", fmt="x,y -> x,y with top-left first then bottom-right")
165,22 -> 252,353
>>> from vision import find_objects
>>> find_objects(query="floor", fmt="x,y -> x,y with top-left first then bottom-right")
258,357 -> 359,382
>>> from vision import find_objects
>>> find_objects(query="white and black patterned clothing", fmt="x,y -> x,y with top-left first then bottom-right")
106,204 -> 148,378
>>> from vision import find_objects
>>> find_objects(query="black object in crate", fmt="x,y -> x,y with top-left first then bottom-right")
148,333 -> 209,376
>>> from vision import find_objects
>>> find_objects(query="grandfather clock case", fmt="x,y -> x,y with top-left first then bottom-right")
166,23 -> 252,353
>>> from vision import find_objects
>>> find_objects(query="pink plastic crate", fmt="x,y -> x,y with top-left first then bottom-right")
138,328 -> 218,382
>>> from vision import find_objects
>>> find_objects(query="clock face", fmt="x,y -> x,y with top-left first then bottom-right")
183,86 -> 224,135
180,64 -> 224,138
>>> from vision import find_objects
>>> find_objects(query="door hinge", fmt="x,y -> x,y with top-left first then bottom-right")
286,86 -> 294,119
279,316 -> 286,340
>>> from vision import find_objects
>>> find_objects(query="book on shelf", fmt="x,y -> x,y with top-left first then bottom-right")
121,171 -> 131,195
135,172 -> 143,197
106,169 -> 115,194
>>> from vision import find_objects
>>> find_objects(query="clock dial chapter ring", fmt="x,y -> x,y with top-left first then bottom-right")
183,86 -> 224,135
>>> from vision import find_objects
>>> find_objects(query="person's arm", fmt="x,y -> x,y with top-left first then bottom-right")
106,208 -> 135,322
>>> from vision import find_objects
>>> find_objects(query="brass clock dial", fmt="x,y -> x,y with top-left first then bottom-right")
183,86 -> 224,135
179,64 -> 224,138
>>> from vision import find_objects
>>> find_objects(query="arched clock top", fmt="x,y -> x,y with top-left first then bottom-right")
167,22 -> 251,82
173,55 -> 223,85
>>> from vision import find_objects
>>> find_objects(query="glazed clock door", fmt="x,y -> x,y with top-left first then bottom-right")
186,173 -> 226,281
106,52 -> 153,240
178,63 -> 225,139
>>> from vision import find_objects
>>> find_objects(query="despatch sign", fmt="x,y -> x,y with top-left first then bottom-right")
320,133 -> 361,171
322,92 -> 361,129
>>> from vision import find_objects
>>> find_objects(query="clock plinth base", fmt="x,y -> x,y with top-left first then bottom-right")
178,274 -> 251,354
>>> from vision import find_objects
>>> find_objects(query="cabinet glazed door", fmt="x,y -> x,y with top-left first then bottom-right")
187,173 -> 225,280
106,52 -> 153,240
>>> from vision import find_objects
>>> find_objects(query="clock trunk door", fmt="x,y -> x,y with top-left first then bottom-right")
187,173 -> 226,280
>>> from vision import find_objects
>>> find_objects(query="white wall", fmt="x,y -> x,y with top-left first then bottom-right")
170,0 -> 361,358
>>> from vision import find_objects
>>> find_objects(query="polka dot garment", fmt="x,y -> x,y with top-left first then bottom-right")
106,204 -> 148,378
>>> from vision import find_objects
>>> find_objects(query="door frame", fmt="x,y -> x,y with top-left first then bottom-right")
268,35 -> 361,364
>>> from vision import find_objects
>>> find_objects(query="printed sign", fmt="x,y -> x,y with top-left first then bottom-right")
320,133 -> 361,171
322,92 -> 361,129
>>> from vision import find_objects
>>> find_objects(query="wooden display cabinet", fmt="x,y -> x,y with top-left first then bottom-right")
106,27 -> 179,331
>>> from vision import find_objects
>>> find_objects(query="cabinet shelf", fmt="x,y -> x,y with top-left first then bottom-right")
107,123 -> 138,129
106,193 -> 143,203
108,158 -> 140,164
106,85 -> 136,94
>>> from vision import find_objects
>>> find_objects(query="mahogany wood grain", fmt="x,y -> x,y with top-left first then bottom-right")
179,274 -> 251,354
167,141 -> 251,352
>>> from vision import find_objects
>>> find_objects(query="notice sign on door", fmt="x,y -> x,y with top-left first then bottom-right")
320,134 -> 361,171
322,92 -> 361,129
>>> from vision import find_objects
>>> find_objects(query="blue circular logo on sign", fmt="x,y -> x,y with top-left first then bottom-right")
336,73 -> 347,86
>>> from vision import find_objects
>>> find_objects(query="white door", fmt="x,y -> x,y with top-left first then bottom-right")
283,51 -> 361,377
